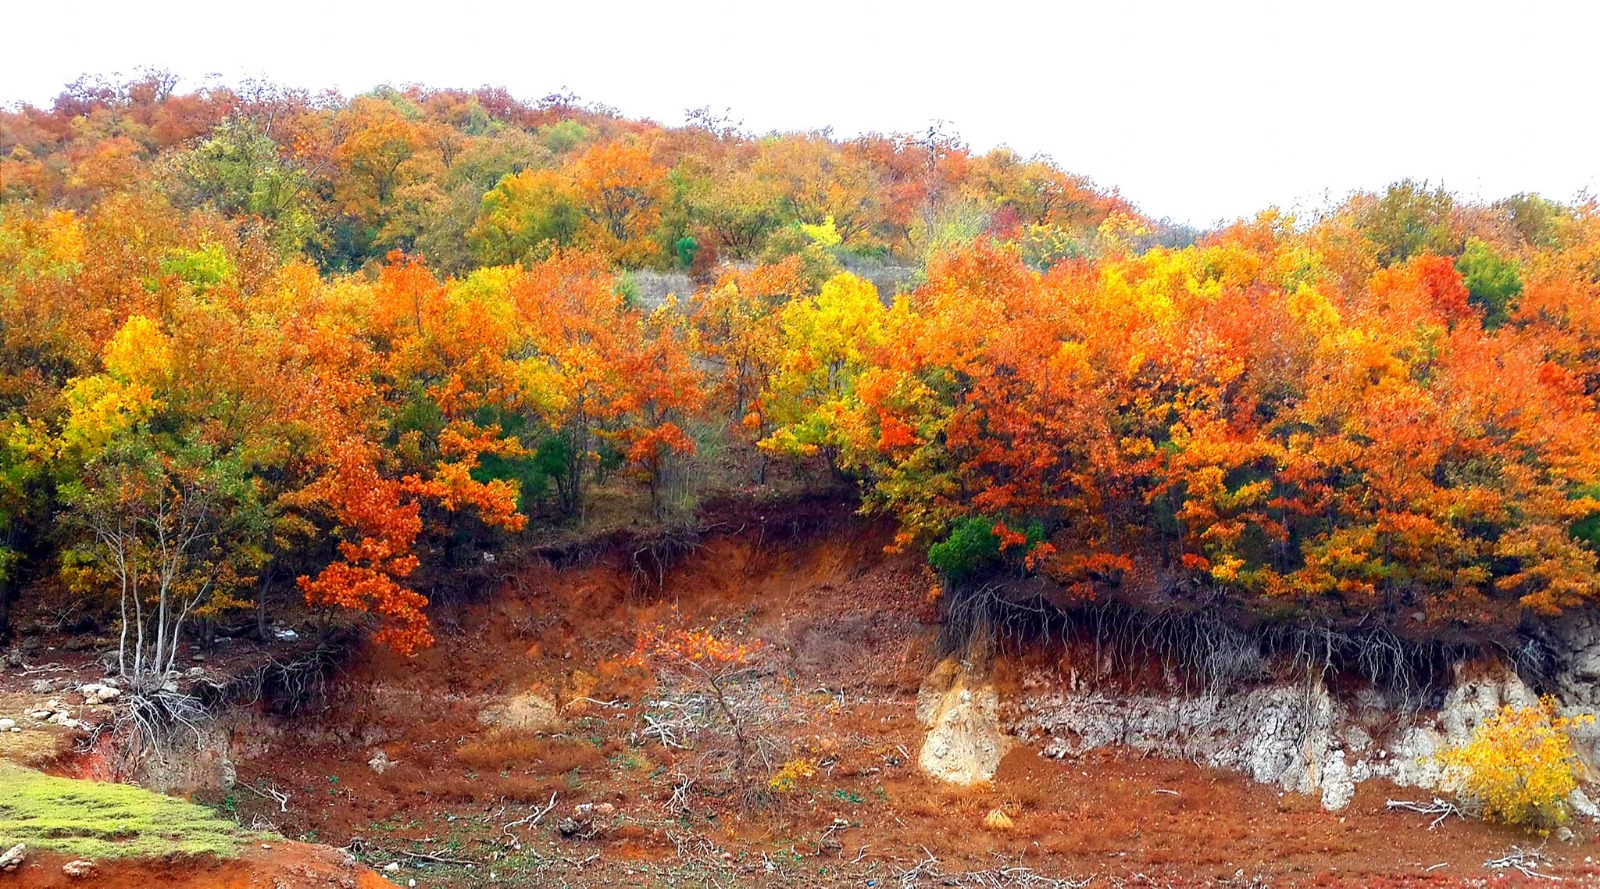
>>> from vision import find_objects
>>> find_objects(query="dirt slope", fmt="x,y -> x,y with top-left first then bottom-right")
0,843 -> 384,888
201,521 -> 1600,886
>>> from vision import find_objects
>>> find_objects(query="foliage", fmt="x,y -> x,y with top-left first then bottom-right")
0,763 -> 253,858
5,73 -> 1600,658
927,516 -> 1045,581
1456,238 -> 1523,329
927,517 -> 1002,580
767,757 -> 818,794
1438,698 -> 1594,830
1356,179 -> 1461,266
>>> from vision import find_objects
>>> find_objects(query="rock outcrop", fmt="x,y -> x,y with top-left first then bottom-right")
916,657 -> 1007,785
1010,658 -> 1562,812
914,639 -> 1600,814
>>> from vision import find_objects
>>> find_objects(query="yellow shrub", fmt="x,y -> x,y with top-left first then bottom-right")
1438,696 -> 1593,831
767,757 -> 818,794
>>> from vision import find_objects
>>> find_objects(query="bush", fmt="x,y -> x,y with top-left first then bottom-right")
1438,697 -> 1592,831
767,757 -> 817,794
927,516 -> 1002,580
927,516 -> 1046,581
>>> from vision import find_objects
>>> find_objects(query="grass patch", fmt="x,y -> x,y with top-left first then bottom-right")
0,729 -> 67,768
0,763 -> 255,859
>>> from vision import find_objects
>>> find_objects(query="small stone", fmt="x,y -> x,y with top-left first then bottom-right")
191,654 -> 206,663
384,861 -> 400,872
0,843 -> 25,872
186,667 -> 205,678
62,858 -> 96,878
0,718 -> 14,731
1557,826 -> 1576,843
367,750 -> 395,775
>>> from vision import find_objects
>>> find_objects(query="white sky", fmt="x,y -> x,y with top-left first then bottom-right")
4,0 -> 1595,227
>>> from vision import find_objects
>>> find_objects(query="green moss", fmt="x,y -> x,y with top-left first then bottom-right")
0,764 -> 254,859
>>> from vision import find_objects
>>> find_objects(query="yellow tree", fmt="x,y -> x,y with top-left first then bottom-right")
761,272 -> 888,469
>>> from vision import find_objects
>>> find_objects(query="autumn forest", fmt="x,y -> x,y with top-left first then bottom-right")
2,71 -> 1598,683
8,60 -> 1600,885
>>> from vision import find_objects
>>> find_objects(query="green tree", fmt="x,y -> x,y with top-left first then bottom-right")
59,432 -> 264,691
176,116 -> 319,254
1356,179 -> 1461,266
1456,238 -> 1523,329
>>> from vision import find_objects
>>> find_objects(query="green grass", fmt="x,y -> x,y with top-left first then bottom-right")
0,763 -> 255,859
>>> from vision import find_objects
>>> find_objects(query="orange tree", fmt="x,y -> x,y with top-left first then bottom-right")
778,225 -> 1600,637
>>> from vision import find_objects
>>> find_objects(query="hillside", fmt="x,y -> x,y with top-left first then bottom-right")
4,74 -> 1600,886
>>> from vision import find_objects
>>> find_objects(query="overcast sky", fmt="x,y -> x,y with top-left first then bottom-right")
4,1 -> 1595,226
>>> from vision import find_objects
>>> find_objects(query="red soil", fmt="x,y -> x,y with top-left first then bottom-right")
1,842 -> 385,888
219,523 -> 1600,886
9,521 -> 1600,885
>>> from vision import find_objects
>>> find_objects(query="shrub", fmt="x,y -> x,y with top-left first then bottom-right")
927,516 -> 1001,580
927,516 -> 1046,581
767,757 -> 817,794
1438,697 -> 1593,831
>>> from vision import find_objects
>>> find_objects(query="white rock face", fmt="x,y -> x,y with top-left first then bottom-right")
915,618 -> 1600,813
1010,658 -> 1559,813
1013,679 -> 1350,808
916,657 -> 1008,785
0,843 -> 24,872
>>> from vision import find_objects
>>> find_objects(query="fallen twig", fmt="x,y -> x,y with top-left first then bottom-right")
501,791 -> 558,845
1484,845 -> 1560,881
897,846 -> 1088,888
237,780 -> 290,813
400,849 -> 479,867
1386,797 -> 1467,830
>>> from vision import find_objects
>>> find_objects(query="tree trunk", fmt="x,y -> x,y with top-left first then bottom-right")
0,578 -> 16,643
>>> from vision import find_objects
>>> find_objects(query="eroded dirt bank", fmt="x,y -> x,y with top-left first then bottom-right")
0,844 -> 386,888
202,520 -> 1600,887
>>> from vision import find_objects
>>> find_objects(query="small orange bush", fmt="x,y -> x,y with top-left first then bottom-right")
1439,696 -> 1593,831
